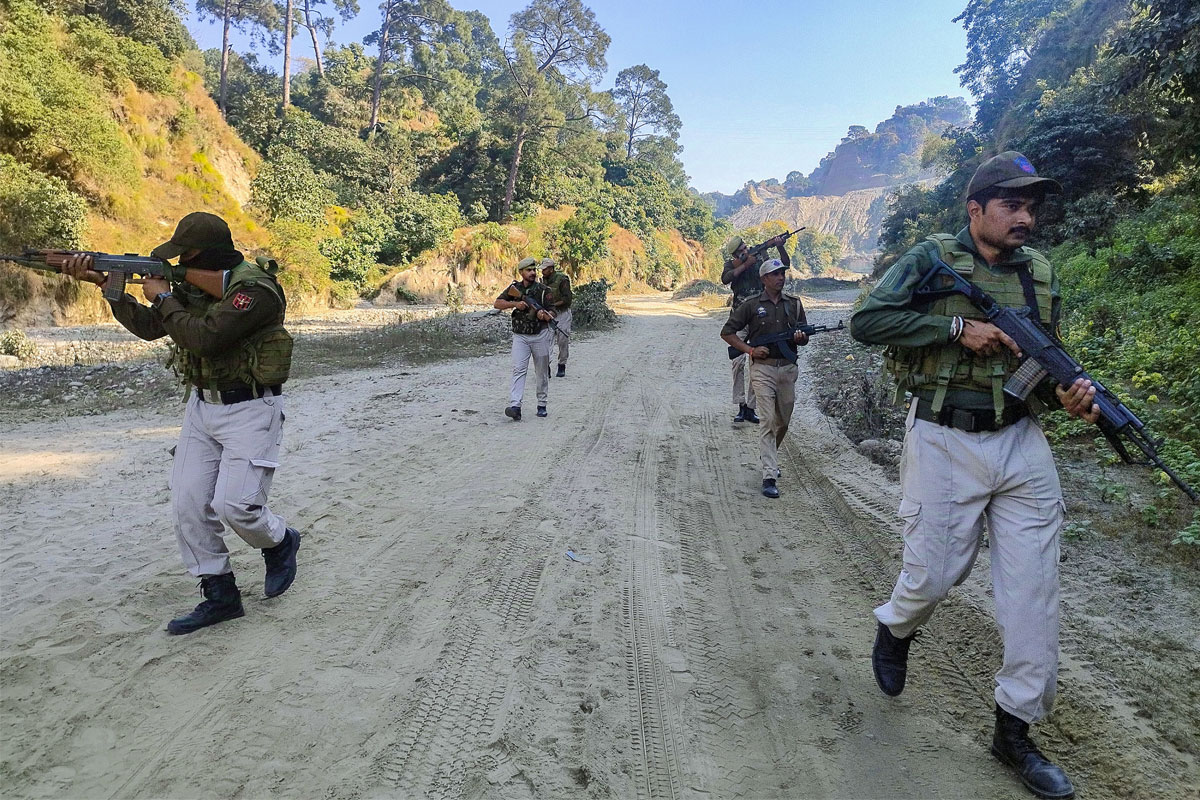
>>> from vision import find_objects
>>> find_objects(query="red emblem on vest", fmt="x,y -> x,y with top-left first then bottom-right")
231,292 -> 254,311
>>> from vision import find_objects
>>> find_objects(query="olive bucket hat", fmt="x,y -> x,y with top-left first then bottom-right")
966,151 -> 1062,200
151,212 -> 235,260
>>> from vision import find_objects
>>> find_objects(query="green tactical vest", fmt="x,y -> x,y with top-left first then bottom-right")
884,234 -> 1054,416
169,257 -> 293,397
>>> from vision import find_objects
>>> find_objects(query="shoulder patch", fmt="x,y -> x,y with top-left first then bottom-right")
231,292 -> 255,311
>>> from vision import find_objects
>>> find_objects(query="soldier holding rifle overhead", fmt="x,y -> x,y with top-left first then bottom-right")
58,212 -> 301,635
851,152 -> 1100,800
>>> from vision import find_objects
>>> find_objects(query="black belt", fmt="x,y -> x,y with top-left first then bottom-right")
913,400 -> 1028,432
196,384 -> 282,404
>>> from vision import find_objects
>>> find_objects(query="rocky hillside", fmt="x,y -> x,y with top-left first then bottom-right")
728,187 -> 897,271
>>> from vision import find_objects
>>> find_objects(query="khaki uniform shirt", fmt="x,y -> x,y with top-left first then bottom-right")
722,291 -> 808,360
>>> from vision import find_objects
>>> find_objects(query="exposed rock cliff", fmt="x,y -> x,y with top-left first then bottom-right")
729,187 -> 894,271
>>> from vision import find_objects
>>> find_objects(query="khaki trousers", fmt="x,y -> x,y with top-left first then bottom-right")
731,329 -> 757,409
551,308 -> 571,365
171,392 -> 287,577
510,329 -> 551,407
748,360 -> 797,480
875,402 -> 1065,723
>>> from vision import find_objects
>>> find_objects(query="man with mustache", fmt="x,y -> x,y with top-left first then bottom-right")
850,152 -> 1099,800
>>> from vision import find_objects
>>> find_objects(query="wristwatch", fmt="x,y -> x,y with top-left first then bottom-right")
152,291 -> 173,309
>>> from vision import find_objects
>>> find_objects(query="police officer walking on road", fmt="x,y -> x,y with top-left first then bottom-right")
721,258 -> 809,498
850,152 -> 1100,800
494,256 -> 556,420
61,212 -> 301,635
540,257 -> 572,377
721,233 -> 791,424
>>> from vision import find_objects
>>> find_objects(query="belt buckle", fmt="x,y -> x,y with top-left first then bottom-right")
950,408 -> 978,432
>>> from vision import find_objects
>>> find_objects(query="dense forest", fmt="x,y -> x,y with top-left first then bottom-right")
874,0 -> 1200,537
0,0 -> 726,313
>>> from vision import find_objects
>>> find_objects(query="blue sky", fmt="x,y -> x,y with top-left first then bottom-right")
186,0 -> 974,194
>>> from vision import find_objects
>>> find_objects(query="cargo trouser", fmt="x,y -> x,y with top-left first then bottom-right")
551,308 -> 571,366
874,400 -> 1065,723
171,391 -> 287,577
731,328 -> 757,410
510,328 -> 551,408
748,359 -> 797,480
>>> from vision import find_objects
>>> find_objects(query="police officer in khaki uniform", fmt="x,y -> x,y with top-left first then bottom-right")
61,212 -> 301,635
494,256 -> 556,420
721,234 -> 791,423
850,153 -> 1099,800
540,258 -> 572,377
721,258 -> 809,498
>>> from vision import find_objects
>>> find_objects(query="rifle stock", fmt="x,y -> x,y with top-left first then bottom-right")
914,257 -> 1198,502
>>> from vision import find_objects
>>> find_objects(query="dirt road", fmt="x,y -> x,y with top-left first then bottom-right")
1,295 -> 1195,799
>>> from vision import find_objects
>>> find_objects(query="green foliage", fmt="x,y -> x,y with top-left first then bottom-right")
551,202 -> 608,271
250,145 -> 335,225
0,155 -> 87,250
382,188 -> 462,264
570,278 -> 616,330
1172,512 -> 1200,546
0,328 -> 37,360
0,0 -> 138,195
792,230 -> 843,275
444,282 -> 465,312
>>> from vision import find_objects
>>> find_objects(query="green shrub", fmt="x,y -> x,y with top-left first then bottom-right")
572,278 -> 617,330
0,329 -> 37,360
445,283 -> 465,312
0,155 -> 88,250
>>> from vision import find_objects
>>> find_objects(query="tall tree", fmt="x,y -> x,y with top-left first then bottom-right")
498,0 -> 609,220
196,0 -> 279,117
294,0 -> 359,78
611,64 -> 680,161
364,0 -> 458,134
282,0 -> 294,107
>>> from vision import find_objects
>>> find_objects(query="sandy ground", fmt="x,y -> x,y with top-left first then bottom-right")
1,295 -> 1196,799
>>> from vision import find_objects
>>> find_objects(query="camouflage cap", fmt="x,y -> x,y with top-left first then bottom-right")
722,236 -> 744,258
759,258 -> 787,277
539,257 -> 557,270
151,212 -> 235,260
517,256 -> 539,271
966,151 -> 1062,200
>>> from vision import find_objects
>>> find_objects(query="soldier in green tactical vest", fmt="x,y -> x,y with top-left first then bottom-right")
60,212 -> 300,635
851,152 -> 1100,800
494,256 -> 557,420
540,257 -> 572,377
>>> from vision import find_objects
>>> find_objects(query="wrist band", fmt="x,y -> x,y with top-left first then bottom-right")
950,316 -> 964,342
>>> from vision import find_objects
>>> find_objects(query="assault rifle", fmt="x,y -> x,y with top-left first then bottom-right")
745,227 -> 806,259
727,320 -> 845,364
0,248 -> 225,301
503,283 -> 567,338
913,257 -> 1198,502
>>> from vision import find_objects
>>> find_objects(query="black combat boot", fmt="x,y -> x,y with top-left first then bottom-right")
166,573 -> 245,635
536,406 -> 548,417
556,364 -> 566,377
992,705 -> 1075,799
504,405 -> 522,421
872,621 -> 918,696
743,406 -> 760,424
263,527 -> 301,598
733,404 -> 747,423
761,478 -> 780,498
